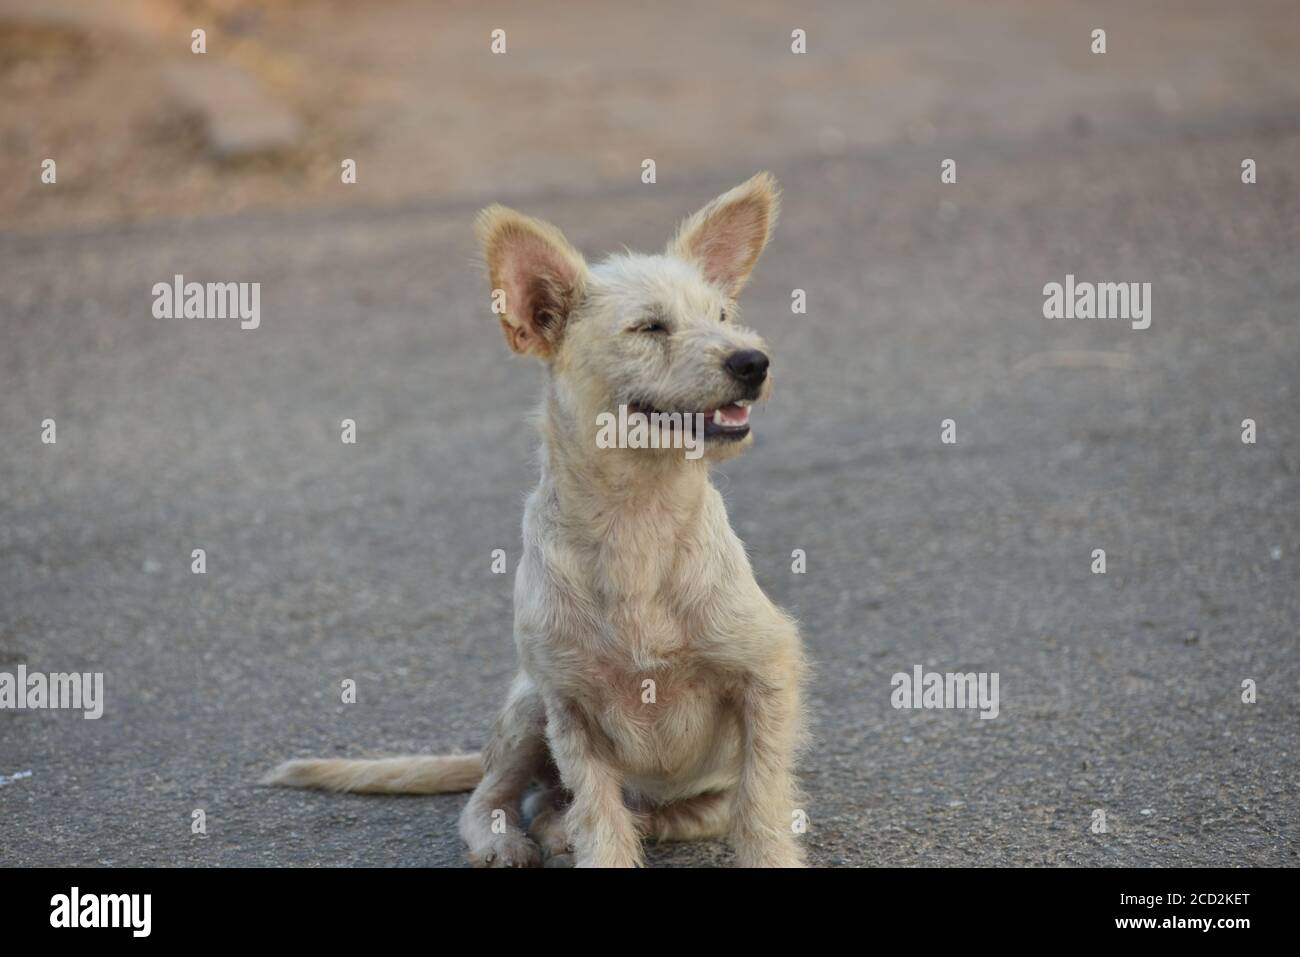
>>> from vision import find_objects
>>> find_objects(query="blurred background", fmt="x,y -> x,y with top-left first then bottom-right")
6,0 -> 1300,229
1,1 -> 1296,866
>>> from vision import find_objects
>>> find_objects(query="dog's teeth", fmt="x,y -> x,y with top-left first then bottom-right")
712,410 -> 726,425
736,399 -> 751,407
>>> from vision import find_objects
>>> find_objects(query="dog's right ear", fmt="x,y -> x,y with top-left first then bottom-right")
476,205 -> 588,359
668,172 -> 780,297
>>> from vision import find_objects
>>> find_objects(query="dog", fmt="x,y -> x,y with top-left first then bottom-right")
266,173 -> 809,868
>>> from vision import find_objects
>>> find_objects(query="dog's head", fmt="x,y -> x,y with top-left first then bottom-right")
477,173 -> 779,463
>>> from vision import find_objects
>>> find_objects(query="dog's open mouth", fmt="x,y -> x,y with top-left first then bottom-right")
704,402 -> 751,439
628,399 -> 753,441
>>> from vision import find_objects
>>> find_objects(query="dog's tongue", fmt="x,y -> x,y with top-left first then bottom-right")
713,403 -> 750,427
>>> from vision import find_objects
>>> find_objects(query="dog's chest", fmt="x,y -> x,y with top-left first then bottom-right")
584,649 -> 741,783
522,482 -> 749,782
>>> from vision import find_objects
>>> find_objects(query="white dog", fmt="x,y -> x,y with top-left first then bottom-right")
267,173 -> 809,868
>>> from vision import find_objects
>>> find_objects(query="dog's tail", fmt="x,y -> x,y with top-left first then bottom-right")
262,754 -> 482,795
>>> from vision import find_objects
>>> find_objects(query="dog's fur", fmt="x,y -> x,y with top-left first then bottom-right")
266,174 -> 809,868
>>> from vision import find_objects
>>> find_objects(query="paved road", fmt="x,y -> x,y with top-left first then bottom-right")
2,11 -> 1298,867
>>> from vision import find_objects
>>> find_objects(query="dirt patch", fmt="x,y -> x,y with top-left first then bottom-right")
4,0 -> 1300,232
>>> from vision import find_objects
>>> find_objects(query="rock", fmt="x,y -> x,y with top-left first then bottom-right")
163,60 -> 302,159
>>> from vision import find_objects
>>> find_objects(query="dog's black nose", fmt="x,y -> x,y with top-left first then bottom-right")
724,349 -> 769,387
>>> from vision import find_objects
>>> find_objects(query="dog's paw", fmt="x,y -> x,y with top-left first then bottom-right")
467,831 -> 543,868
527,810 -> 573,860
543,852 -> 576,868
733,840 -> 807,868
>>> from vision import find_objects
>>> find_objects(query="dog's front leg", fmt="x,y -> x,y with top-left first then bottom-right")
731,674 -> 807,868
545,700 -> 642,868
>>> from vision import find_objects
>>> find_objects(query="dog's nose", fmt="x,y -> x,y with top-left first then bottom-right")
724,349 -> 769,387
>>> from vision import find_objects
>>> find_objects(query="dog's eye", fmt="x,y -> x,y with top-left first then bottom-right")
719,309 -> 727,323
636,321 -> 669,334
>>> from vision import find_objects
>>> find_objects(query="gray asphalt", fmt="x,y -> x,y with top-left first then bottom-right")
2,115 -> 1298,865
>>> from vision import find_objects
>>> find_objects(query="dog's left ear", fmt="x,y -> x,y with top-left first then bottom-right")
668,172 -> 780,297
477,205 -> 589,359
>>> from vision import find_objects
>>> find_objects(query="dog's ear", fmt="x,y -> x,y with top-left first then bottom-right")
476,205 -> 588,358
668,172 -> 780,297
